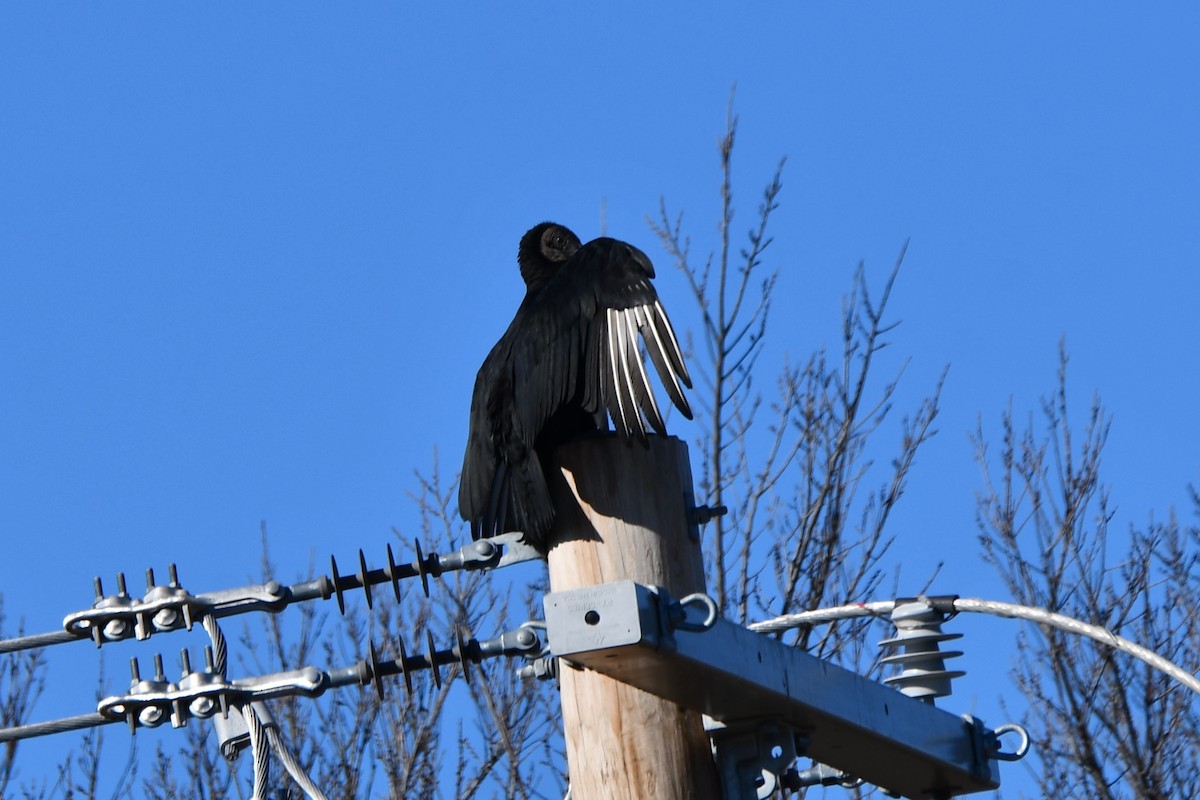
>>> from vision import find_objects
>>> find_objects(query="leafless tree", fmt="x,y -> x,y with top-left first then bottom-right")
650,100 -> 944,675
3,102 -> 942,799
15,105 -> 1197,800
975,342 -> 1200,799
1,602 -> 49,797
130,469 -> 560,800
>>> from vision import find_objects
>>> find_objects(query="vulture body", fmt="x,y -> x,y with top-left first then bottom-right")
458,222 -> 692,552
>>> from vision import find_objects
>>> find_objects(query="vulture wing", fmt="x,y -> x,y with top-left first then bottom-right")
459,287 -> 588,548
458,231 -> 692,552
572,238 -> 693,441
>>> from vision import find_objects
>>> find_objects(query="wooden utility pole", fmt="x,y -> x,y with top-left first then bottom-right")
546,434 -> 720,800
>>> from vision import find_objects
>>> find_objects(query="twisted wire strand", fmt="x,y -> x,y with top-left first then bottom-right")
748,601 -> 896,633
950,597 -> 1200,698
202,614 -> 228,676
0,712 -> 115,743
243,704 -> 272,800
0,629 -> 76,654
264,716 -> 331,800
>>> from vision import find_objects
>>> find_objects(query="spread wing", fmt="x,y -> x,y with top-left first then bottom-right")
574,238 -> 693,441
458,235 -> 693,550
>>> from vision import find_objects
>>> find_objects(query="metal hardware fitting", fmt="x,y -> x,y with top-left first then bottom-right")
544,580 -> 1022,799
691,504 -> 728,526
986,722 -> 1031,762
687,502 -> 728,541
706,717 -> 864,798
213,701 -> 275,760
706,717 -> 807,799
59,534 -> 543,649
93,623 -> 544,736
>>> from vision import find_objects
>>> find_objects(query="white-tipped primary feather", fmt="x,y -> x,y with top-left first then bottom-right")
627,306 -> 665,434
616,309 -> 645,438
653,299 -> 689,379
638,302 -> 691,414
606,308 -> 635,435
615,308 -> 650,440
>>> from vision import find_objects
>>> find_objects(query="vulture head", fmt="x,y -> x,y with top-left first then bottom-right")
518,222 -> 582,292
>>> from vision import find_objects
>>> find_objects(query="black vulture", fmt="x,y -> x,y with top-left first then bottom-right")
458,222 -> 693,552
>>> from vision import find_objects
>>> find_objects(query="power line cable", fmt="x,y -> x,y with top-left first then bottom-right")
751,596 -> 1200,698
244,702 -> 272,800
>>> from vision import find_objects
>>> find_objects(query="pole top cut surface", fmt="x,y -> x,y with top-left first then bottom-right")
546,433 -> 705,596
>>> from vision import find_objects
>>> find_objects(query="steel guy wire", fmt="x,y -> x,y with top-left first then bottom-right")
0,623 -> 545,744
264,715 -> 331,800
951,597 -> 1200,698
244,701 -> 273,800
203,613 -> 228,675
0,711 -> 118,742
0,532 -> 540,656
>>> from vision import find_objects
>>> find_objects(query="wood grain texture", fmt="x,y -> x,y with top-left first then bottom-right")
546,434 -> 720,800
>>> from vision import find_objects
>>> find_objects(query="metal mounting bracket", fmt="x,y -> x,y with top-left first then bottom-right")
706,717 -> 805,799
544,580 -> 1008,799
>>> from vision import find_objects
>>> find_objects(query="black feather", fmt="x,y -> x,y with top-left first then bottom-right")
458,223 -> 692,552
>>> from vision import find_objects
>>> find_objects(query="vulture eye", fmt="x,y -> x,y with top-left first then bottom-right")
543,232 -> 566,257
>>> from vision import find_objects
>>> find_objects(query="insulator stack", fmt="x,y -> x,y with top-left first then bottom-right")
62,535 -> 526,650
329,538 -> 503,614
879,597 -> 964,702
357,623 -> 539,694
344,627 -> 475,698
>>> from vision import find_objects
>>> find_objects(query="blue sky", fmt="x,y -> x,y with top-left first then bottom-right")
2,4 -> 1198,796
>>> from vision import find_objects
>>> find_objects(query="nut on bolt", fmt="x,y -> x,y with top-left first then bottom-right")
692,504 -> 728,525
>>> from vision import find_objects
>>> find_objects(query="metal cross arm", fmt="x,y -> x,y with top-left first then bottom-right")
543,581 -> 1020,800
